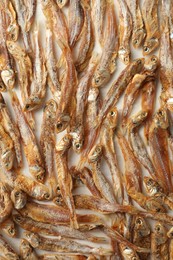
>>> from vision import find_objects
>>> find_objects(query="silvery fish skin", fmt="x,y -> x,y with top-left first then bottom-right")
1,217 -> 17,238
40,99 -> 58,198
55,134 -> 78,229
88,144 -> 117,204
92,0 -> 118,87
0,182 -> 13,223
14,175 -> 51,200
20,239 -> 38,260
7,40 -> 34,129
117,0 -> 132,64
0,93 -> 22,167
100,107 -> 123,203
126,0 -> 146,48
68,0 -> 84,47
24,28 -> 47,112
142,0 -> 160,55
75,2 -> 94,73
10,91 -> 45,182
13,212 -> 106,243
45,28 -> 61,103
11,188 -> 27,209
24,231 -> 113,255
0,234 -> 20,260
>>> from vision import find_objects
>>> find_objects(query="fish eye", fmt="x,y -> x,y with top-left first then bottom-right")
15,191 -> 20,197
15,215 -> 22,222
57,122 -> 63,130
9,228 -> 15,235
137,59 -> 142,64
144,46 -> 149,53
136,218 -> 142,225
133,39 -> 138,45
110,111 -> 115,116
58,0 -> 63,2
151,57 -> 157,62
75,143 -> 81,150
36,174 -> 43,181
25,104 -> 30,110
95,77 -> 100,84
44,193 -> 50,200
155,225 -> 161,231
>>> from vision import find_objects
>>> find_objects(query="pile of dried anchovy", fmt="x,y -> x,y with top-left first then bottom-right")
0,0 -> 173,259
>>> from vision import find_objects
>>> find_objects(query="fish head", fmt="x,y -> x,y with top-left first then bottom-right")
154,222 -> 167,245
118,48 -> 130,65
144,55 -> 159,71
134,217 -> 150,237
11,189 -> 27,209
40,0 -> 52,8
53,194 -> 65,207
132,29 -> 146,48
1,69 -> 15,90
6,40 -> 15,53
143,177 -> 164,196
72,138 -> 83,153
92,69 -> 110,87
56,113 -> 71,133
1,149 -> 15,170
7,24 -> 19,42
131,110 -> 148,127
88,144 -> 102,163
29,165 -> 45,183
44,99 -> 57,118
131,58 -> 145,74
24,232 -> 40,248
143,37 -> 159,55
120,244 -> 140,260
23,96 -> 42,112
145,197 -> 166,213
109,53 -> 117,73
105,107 -> 118,129
56,134 -> 72,154
154,109 -> 169,129
20,239 -> 33,258
13,213 -> 25,225
56,0 -> 68,8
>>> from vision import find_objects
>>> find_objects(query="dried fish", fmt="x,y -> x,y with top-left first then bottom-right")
100,107 -> 123,203
23,0 -> 36,32
14,175 -> 50,200
56,0 -> 69,8
13,213 -> 106,243
0,234 -> 20,260
149,108 -> 173,192
1,217 -> 16,238
25,232 -> 113,255
11,188 -> 27,209
10,91 -> 45,182
142,0 -> 160,55
117,0 -> 132,64
68,0 -> 84,47
119,244 -> 140,260
24,28 -> 47,111
40,99 -> 58,198
122,55 -> 159,128
56,45 -> 77,133
39,255 -> 86,260
91,0 -> 118,87
0,182 -> 13,223
88,144 -> 117,204
45,28 -> 61,103
20,239 -> 38,260
55,134 -> 78,229
0,93 -> 22,167
127,0 -> 146,48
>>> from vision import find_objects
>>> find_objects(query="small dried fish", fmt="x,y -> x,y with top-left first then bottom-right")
149,108 -> 173,192
23,0 -> 36,32
91,0 -> 106,46
0,182 -> 13,223
117,0 -> 132,64
0,124 -> 15,170
13,213 -> 106,243
11,188 -> 27,209
142,0 -> 160,55
40,99 -> 58,198
75,2 -> 94,73
1,217 -> 16,238
126,0 -> 146,48
25,232 -> 113,255
68,0 -> 84,47
0,93 -> 22,167
100,107 -> 123,203
55,134 -> 78,229
96,58 -> 144,127
88,144 -> 117,204
24,28 -> 47,111
122,55 -> 159,128
10,91 -> 45,182
14,175 -> 50,200
92,0 -> 118,87
20,239 -> 38,260
127,110 -> 157,179
39,255 -> 86,260
45,28 -> 61,103
56,0 -> 69,8
0,234 -> 20,260
56,46 -> 77,133
19,201 -> 104,226
70,55 -> 98,153
119,244 -> 140,260
41,0 -> 69,46
141,80 -> 156,142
